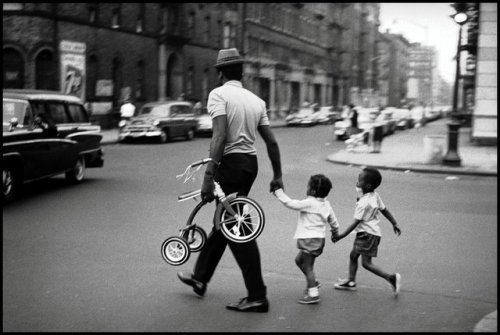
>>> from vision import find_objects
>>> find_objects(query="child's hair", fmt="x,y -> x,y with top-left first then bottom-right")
362,167 -> 382,190
309,174 -> 332,198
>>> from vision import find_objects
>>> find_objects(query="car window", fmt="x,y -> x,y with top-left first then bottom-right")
46,103 -> 70,123
3,99 -> 31,127
67,104 -> 89,123
175,105 -> 193,115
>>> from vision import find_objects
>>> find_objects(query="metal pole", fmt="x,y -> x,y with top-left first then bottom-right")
443,24 -> 462,167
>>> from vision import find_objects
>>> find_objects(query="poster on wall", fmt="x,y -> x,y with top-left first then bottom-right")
60,40 -> 86,101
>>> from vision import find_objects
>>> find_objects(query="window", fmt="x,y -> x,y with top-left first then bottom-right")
46,103 -> 69,124
88,5 -> 97,23
188,12 -> 195,37
112,7 -> 120,29
3,3 -> 23,11
136,4 -> 145,33
87,55 -> 98,100
3,48 -> 24,89
223,22 -> 233,48
36,50 -> 57,90
136,60 -> 145,100
187,66 -> 194,97
68,104 -> 89,123
204,16 -> 211,43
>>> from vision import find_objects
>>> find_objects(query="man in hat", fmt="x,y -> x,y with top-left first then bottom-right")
177,48 -> 284,313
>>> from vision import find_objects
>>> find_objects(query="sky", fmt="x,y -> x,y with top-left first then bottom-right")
379,3 -> 459,83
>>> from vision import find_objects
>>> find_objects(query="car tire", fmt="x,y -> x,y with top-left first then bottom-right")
185,129 -> 195,141
159,129 -> 168,143
66,156 -> 86,183
3,165 -> 18,204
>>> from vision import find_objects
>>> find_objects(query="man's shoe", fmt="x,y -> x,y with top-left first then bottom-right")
226,297 -> 269,313
177,272 -> 206,297
334,279 -> 357,291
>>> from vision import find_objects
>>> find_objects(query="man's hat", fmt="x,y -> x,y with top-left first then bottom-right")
214,48 -> 244,68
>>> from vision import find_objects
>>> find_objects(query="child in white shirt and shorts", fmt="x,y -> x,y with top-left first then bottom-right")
273,174 -> 339,304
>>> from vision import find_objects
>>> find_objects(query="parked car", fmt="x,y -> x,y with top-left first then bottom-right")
118,100 -> 198,143
194,107 -> 212,136
312,106 -> 341,125
389,107 -> 413,130
285,107 -> 317,126
425,106 -> 442,122
3,89 -> 104,203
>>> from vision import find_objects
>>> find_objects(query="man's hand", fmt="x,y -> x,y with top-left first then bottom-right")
269,177 -> 283,193
201,174 -> 215,203
393,225 -> 402,236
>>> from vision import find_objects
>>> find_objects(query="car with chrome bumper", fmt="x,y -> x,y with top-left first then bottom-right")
285,107 -> 318,126
118,100 -> 198,143
3,89 -> 104,203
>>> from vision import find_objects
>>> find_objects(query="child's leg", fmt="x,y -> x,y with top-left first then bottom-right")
361,255 -> 392,281
348,249 -> 360,281
295,251 -> 317,288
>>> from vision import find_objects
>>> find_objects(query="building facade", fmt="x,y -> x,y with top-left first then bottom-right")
407,44 -> 435,107
469,2 -> 497,143
378,31 -> 411,107
4,3 -> 384,126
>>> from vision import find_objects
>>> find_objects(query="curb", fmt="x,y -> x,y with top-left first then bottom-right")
327,156 -> 497,177
473,310 -> 497,332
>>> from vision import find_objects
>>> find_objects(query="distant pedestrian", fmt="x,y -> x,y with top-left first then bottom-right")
273,174 -> 340,304
332,167 -> 402,296
348,104 -> 360,136
120,99 -> 135,120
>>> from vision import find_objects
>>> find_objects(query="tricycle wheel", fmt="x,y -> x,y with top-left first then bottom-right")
181,225 -> 207,252
219,196 -> 265,243
161,236 -> 190,265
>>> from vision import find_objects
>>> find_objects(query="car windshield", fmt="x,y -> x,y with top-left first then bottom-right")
3,99 -> 30,126
138,105 -> 168,117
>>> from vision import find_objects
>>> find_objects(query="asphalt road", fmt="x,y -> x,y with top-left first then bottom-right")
3,125 -> 497,332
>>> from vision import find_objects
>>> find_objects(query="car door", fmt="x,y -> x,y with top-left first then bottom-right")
43,101 -> 78,172
3,99 -> 53,180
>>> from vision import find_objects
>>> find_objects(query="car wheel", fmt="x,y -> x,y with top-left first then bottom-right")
66,156 -> 86,183
159,129 -> 168,143
3,165 -> 18,203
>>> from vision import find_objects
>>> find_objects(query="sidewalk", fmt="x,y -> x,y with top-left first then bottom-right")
327,118 -> 497,177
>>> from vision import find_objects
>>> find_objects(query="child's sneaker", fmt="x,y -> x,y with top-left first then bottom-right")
334,279 -> 357,291
303,281 -> 321,295
298,293 -> 320,304
389,273 -> 401,297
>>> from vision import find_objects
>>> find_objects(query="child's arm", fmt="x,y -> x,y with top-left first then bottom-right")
273,188 -> 311,211
380,208 -> 401,236
333,219 -> 362,242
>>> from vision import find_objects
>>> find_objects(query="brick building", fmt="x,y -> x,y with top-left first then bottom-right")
3,2 -> 383,126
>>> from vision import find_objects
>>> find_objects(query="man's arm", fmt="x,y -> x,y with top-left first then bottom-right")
201,115 -> 227,202
257,125 -> 283,192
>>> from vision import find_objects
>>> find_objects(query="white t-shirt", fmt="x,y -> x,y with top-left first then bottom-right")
274,188 -> 339,239
353,192 -> 386,236
207,80 -> 270,155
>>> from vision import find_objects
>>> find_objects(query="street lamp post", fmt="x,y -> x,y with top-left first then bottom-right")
443,6 -> 468,167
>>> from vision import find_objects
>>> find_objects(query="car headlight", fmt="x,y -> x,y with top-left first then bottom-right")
153,120 -> 160,126
118,120 -> 127,128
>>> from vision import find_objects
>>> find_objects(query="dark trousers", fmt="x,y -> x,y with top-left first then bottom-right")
192,153 -> 267,300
